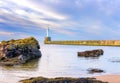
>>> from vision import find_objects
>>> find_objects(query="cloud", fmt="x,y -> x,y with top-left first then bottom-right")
0,19 -> 5,22
10,0 -> 67,20
0,0 -> 72,34
74,0 -> 120,16
95,0 -> 120,15
72,17 -> 120,39
41,0 -> 63,4
82,21 -> 103,35
0,30 -> 32,41
1,0 -> 76,40
0,31 -> 14,35
1,0 -> 120,40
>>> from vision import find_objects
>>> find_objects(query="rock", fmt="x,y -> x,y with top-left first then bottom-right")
78,49 -> 104,57
20,77 -> 108,83
88,68 -> 104,74
0,37 -> 42,66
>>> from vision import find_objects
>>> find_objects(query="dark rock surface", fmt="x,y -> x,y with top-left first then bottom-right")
0,37 -> 41,66
88,68 -> 104,74
20,77 -> 108,83
78,49 -> 104,57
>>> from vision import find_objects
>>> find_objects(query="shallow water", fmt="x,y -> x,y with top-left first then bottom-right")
0,45 -> 120,83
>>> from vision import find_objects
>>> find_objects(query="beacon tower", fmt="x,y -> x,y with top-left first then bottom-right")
44,27 -> 51,42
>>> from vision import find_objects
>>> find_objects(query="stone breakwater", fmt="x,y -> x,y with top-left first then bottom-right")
44,37 -> 120,46
0,37 -> 41,66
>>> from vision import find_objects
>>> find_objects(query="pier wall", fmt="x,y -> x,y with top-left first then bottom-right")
44,38 -> 120,46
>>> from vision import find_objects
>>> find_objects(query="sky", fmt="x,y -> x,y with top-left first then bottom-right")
0,0 -> 120,43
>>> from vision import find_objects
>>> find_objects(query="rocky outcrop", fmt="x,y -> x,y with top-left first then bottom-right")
20,77 -> 108,83
0,37 -> 41,66
78,49 -> 104,57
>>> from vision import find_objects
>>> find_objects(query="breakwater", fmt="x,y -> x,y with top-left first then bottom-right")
44,37 -> 120,46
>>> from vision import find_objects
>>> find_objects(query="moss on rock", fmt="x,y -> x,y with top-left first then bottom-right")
21,77 -> 108,83
0,37 -> 41,66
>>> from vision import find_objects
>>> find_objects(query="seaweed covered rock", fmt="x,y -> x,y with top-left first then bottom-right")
78,49 -> 104,57
20,77 -> 108,83
0,37 -> 41,66
88,68 -> 104,74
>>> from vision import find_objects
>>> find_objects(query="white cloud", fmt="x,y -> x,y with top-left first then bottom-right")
75,0 -> 82,6
0,19 -> 5,22
1,0 -> 120,39
42,0 -> 62,3
52,28 -> 76,36
0,8 -> 11,14
0,31 -> 14,35
0,30 -> 32,41
74,0 -> 120,16
0,0 -> 71,34
97,0 -> 120,15
75,0 -> 85,8
10,0 -> 67,20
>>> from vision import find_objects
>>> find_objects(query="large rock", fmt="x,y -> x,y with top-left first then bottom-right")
0,37 -> 41,66
78,49 -> 104,57
20,77 -> 108,83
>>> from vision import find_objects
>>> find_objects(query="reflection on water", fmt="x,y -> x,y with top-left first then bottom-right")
0,45 -> 120,83
0,59 -> 40,83
2,58 -> 40,71
109,57 -> 120,62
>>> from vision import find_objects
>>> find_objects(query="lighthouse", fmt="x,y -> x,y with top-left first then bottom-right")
44,27 -> 51,43
47,27 -> 49,37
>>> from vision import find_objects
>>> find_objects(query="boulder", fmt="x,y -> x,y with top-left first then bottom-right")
0,37 -> 42,66
78,49 -> 104,57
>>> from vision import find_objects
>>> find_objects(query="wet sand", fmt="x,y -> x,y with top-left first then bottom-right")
94,75 -> 120,83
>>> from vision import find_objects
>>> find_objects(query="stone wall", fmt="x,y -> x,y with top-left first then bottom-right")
44,40 -> 120,46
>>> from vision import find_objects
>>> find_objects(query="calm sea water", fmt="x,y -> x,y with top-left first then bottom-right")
0,45 -> 120,83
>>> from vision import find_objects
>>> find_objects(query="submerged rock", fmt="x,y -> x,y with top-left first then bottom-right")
0,37 -> 41,66
78,49 -> 104,57
88,68 -> 104,74
20,77 -> 108,83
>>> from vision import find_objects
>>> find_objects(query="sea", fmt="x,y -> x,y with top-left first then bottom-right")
0,44 -> 120,83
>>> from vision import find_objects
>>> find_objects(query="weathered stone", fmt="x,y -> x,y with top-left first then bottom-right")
0,37 -> 42,66
78,49 -> 104,57
20,77 -> 108,83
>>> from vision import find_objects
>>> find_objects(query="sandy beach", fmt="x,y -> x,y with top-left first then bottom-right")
94,75 -> 120,83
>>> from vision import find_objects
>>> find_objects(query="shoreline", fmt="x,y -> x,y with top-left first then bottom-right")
20,74 -> 120,83
0,74 -> 120,83
94,74 -> 120,83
